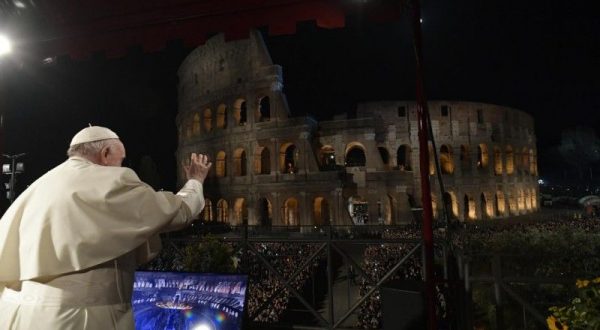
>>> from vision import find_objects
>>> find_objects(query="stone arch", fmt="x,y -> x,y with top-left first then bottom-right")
431,193 -> 438,219
313,197 -> 331,226
283,197 -> 299,226
254,146 -> 271,174
348,196 -> 368,224
477,143 -> 489,169
494,146 -> 503,175
233,198 -> 248,225
378,146 -> 391,168
524,189 -> 532,210
280,142 -> 298,173
508,192 -> 518,215
233,98 -> 247,125
233,148 -> 247,176
522,147 -> 530,174
257,197 -> 272,226
530,188 -> 537,209
217,199 -> 229,222
384,194 -> 395,225
319,145 -> 337,170
203,108 -> 212,132
428,144 -> 435,175
505,145 -> 514,175
481,192 -> 494,219
192,113 -> 201,136
216,151 -> 227,177
460,145 -> 470,173
216,103 -> 227,129
396,145 -> 412,171
517,189 -> 525,211
440,144 -> 454,174
464,194 -> 476,220
443,191 -> 459,219
258,96 -> 271,122
495,191 -> 506,216
345,142 -> 366,167
202,199 -> 213,221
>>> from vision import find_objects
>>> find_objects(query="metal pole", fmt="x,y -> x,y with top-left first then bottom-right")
410,1 -> 437,329
9,156 -> 16,203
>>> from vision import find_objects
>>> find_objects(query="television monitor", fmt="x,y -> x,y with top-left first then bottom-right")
132,271 -> 248,330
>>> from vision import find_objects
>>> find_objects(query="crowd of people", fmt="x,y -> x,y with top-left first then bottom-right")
244,242 -> 323,322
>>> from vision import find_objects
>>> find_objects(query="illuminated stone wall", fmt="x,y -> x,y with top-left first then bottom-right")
177,32 -> 539,225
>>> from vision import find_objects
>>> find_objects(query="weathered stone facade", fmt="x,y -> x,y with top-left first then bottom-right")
176,32 -> 538,226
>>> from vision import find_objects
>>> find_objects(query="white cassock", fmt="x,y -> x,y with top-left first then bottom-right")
0,156 -> 205,329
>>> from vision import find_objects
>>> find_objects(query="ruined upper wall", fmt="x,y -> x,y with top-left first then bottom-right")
177,30 -> 289,121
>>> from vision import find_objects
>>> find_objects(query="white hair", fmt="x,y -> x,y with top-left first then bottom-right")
67,139 -> 119,158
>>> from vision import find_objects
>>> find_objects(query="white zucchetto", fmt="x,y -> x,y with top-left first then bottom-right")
70,126 -> 119,146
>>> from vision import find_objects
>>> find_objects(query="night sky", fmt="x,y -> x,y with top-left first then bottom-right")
0,0 -> 598,205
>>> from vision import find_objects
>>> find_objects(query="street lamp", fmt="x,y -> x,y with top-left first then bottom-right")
2,153 -> 25,203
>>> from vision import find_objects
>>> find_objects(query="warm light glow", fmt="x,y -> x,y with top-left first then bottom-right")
0,35 -> 12,56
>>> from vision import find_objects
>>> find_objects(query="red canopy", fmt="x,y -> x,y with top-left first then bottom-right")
26,0 -> 401,59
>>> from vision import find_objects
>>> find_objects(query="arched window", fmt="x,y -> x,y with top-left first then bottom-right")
443,192 -> 459,219
192,113 -> 201,135
481,193 -> 492,219
313,197 -> 331,226
233,98 -> 247,125
216,151 -> 226,177
319,146 -> 336,170
464,194 -> 476,220
531,188 -> 537,209
257,198 -> 272,226
397,145 -> 412,171
508,193 -> 518,215
494,147 -> 503,175
477,144 -> 489,169
283,198 -> 299,226
217,104 -> 227,129
460,145 -> 470,173
217,199 -> 228,222
378,147 -> 390,168
382,195 -> 394,225
495,191 -> 506,215
345,143 -> 366,167
202,199 -> 213,221
233,148 -> 247,176
234,198 -> 247,225
254,146 -> 271,174
517,189 -> 525,211
258,96 -> 270,122
505,145 -> 514,175
440,145 -> 454,174
203,108 -> 212,132
280,143 -> 298,173
524,189 -> 531,210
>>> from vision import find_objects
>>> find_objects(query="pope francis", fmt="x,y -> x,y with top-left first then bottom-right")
0,126 -> 212,329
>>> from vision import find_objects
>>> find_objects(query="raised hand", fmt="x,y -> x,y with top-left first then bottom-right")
183,153 -> 212,183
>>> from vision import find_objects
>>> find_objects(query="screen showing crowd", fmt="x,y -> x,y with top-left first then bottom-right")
132,272 -> 247,330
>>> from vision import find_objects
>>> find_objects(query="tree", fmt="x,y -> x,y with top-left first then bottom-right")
558,127 -> 600,181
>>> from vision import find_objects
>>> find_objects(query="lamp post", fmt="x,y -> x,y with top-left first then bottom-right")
2,153 -> 26,203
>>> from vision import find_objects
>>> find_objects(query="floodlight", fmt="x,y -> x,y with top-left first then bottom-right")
0,35 -> 12,56
2,164 -> 10,174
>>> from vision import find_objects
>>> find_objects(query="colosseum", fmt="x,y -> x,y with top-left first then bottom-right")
176,31 -> 539,226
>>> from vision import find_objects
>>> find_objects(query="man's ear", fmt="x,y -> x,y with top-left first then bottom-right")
100,146 -> 111,164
